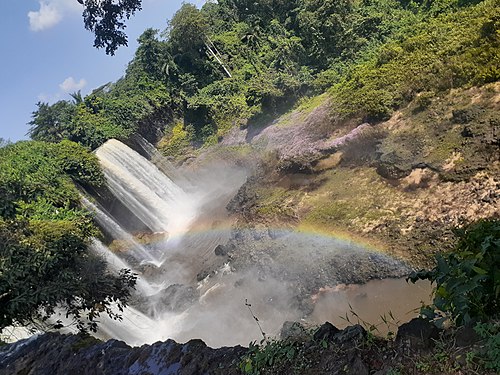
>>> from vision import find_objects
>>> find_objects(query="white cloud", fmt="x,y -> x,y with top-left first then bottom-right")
59,77 -> 87,93
28,0 -> 82,32
28,2 -> 62,31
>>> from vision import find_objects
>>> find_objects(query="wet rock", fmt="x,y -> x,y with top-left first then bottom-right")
158,284 -> 198,312
196,270 -> 211,282
396,318 -> 439,350
214,244 -> 228,256
334,324 -> 366,346
0,333 -> 246,375
313,322 -> 341,342
280,321 -> 308,342
268,228 -> 286,239
226,177 -> 258,216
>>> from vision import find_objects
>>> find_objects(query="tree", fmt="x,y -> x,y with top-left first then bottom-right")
0,141 -> 136,333
80,0 -> 143,55
28,101 -> 76,143
0,138 -> 10,148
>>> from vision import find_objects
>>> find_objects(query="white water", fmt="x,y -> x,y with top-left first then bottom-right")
82,197 -> 163,266
89,238 -> 160,297
95,139 -> 197,234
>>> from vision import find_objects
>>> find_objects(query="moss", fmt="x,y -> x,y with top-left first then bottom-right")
157,121 -> 192,157
71,333 -> 102,352
300,167 -> 405,233
276,94 -> 329,128
255,187 -> 299,219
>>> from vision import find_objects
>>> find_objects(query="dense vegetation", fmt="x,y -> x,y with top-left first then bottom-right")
29,0 -> 499,153
0,141 -> 136,333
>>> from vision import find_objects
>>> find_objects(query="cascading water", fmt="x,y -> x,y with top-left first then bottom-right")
95,139 -> 197,234
82,197 -> 164,266
89,238 -> 159,297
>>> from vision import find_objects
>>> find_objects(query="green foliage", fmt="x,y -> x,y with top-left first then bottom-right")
240,339 -> 300,375
409,219 -> 500,326
330,0 -> 500,122
474,321 -> 500,371
32,0 -> 500,150
0,140 -> 136,333
81,0 -> 143,55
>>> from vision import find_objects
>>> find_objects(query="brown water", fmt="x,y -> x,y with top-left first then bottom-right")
310,279 -> 432,336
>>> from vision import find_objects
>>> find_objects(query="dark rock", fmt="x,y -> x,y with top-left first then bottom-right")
0,333 -> 246,375
214,244 -> 228,256
455,325 -> 481,347
452,108 -> 482,124
461,126 -> 474,138
277,156 -> 314,175
157,284 -> 198,311
396,318 -> 439,350
196,270 -> 211,282
280,321 -> 308,342
226,177 -> 258,216
347,356 -> 370,375
334,324 -> 366,345
313,322 -> 341,342
376,162 -> 411,180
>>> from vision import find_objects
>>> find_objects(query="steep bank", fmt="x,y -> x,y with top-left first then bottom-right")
207,83 -> 500,267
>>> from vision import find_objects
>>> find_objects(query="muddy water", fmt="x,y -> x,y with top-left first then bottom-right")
310,279 -> 432,335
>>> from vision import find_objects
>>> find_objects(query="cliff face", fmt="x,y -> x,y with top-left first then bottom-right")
218,83 -> 500,267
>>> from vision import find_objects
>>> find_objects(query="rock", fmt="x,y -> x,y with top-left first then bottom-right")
313,322 -> 341,342
396,318 -> 439,350
452,108 -> 482,124
376,162 -> 411,180
334,324 -> 366,345
461,126 -> 474,138
280,321 -> 309,342
347,356 -> 370,375
158,284 -> 198,312
455,325 -> 481,347
0,333 -> 246,375
277,156 -> 314,175
214,244 -> 227,256
268,228 -> 286,239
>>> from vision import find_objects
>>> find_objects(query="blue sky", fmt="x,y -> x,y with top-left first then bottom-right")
0,0 -> 197,142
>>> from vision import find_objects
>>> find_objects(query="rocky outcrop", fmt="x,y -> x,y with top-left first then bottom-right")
0,333 -> 246,375
3,318 -> 497,375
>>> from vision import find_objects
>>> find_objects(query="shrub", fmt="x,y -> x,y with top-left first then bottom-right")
409,219 -> 500,326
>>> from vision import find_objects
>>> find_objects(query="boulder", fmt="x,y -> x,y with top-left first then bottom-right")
396,318 -> 439,351
334,324 -> 366,346
313,322 -> 341,343
280,321 -> 309,342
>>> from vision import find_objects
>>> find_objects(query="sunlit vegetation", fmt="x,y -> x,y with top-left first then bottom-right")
28,0 -> 499,154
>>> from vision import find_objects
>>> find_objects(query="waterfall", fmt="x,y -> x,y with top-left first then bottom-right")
81,197 -> 163,266
89,238 -> 160,297
95,139 -> 198,235
133,136 -> 194,190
